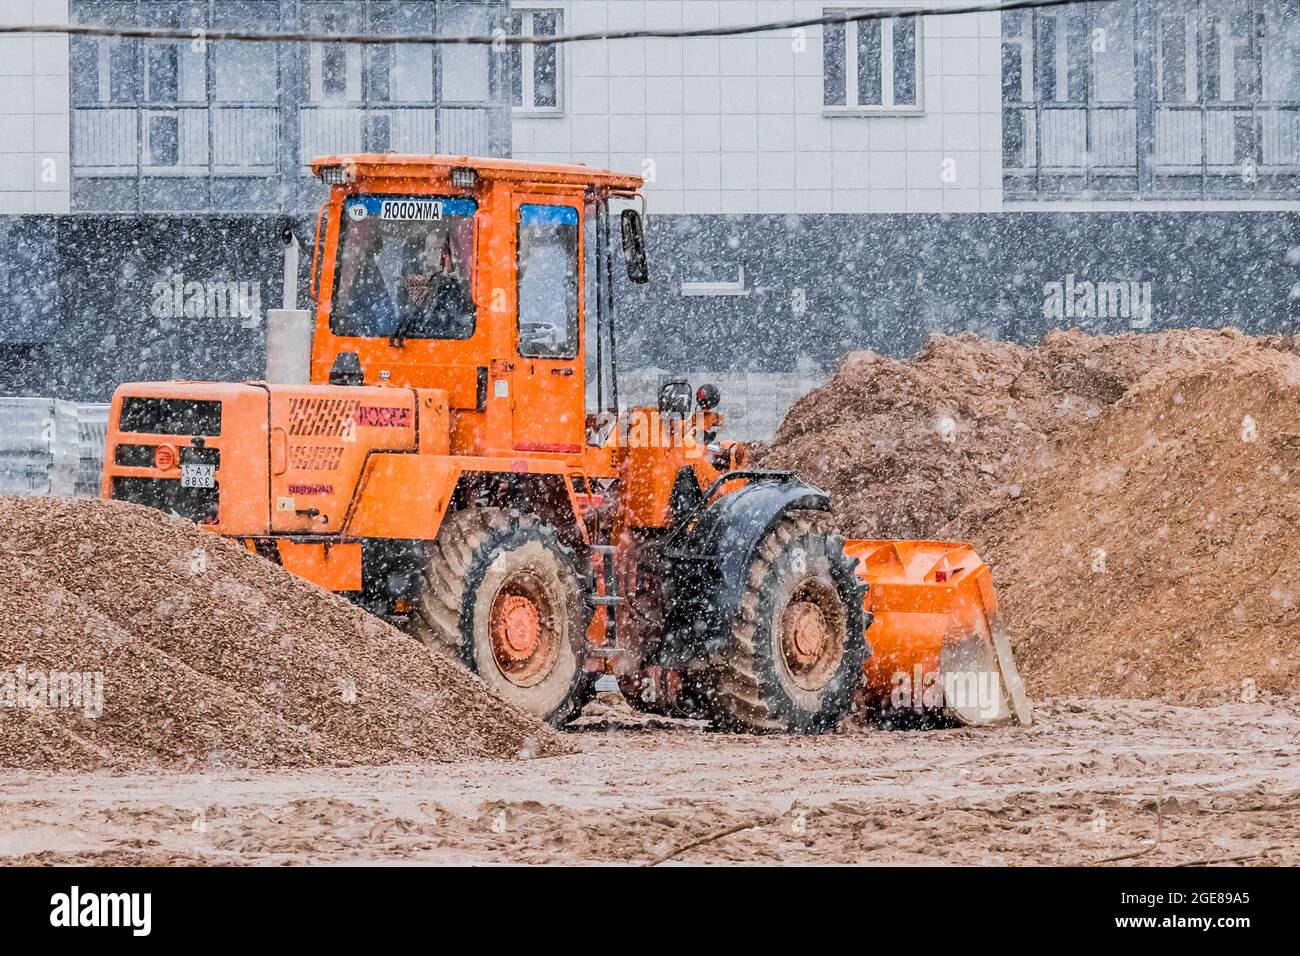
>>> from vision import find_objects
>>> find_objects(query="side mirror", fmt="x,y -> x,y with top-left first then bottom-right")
657,380 -> 692,416
621,209 -> 650,284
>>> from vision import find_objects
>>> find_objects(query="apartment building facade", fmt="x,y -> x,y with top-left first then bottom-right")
1003,0 -> 1300,202
0,0 -> 1297,435
512,0 -> 1005,218
512,1 -> 1296,380
10,1 -> 1293,215
0,0 -> 511,213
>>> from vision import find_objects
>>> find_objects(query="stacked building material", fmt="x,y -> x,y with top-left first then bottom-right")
0,397 -> 79,496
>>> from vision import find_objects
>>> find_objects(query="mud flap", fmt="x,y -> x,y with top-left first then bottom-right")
660,474 -> 846,666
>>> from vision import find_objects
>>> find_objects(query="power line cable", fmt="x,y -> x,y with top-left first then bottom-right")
0,0 -> 1113,47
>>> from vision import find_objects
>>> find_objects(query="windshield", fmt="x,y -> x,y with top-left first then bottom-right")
329,195 -> 477,340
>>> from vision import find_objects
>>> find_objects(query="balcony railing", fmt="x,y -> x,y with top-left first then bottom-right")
297,104 -> 494,167
1006,101 -> 1300,195
1022,106 -> 1139,170
212,108 -> 279,171
74,102 -> 501,181
1154,105 -> 1300,171
72,105 -> 280,176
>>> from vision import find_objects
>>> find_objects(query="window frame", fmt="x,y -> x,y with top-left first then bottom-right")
516,203 -> 580,361
69,1 -> 283,181
298,0 -> 445,174
507,4 -> 566,116
1003,0 -> 1300,200
822,8 -> 925,116
681,262 -> 752,298
328,195 -> 481,342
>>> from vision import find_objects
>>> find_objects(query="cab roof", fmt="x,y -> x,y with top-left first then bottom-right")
310,154 -> 644,195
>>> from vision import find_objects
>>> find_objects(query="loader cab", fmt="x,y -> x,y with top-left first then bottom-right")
306,155 -> 646,463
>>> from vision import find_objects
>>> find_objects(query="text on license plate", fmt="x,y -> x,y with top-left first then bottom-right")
180,464 -> 216,488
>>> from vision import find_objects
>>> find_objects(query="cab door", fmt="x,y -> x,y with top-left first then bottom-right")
510,200 -> 584,454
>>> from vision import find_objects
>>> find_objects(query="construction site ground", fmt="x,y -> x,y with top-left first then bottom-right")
4,328 -> 1299,866
3,695 -> 1297,866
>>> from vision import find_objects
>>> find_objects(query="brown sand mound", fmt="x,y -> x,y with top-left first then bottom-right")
760,327 -> 1265,538
979,344 -> 1300,700
763,326 -> 1300,700
0,497 -> 569,770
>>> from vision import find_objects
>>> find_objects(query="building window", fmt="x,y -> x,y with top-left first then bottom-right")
70,0 -> 284,185
681,261 -> 751,298
299,1 -> 443,168
144,41 -> 205,104
306,4 -> 363,103
517,204 -> 580,359
1157,1 -> 1263,106
146,114 -> 180,167
71,35 -> 137,104
368,44 -> 436,103
441,1 -> 493,103
506,7 -> 563,112
1004,0 -> 1300,200
69,0 -> 511,211
1157,2 -> 1195,103
1034,6 -> 1090,103
321,43 -> 354,100
214,41 -> 278,105
823,11 -> 921,112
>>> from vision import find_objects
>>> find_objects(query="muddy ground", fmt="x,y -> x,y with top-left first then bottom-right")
3,696 -> 1297,866
5,331 -> 1298,865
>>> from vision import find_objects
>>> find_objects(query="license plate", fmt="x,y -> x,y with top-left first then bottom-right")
380,199 -> 443,222
180,464 -> 216,488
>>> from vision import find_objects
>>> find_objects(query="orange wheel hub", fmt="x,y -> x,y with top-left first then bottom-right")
492,594 -> 541,662
778,581 -> 846,692
783,601 -> 829,669
488,575 -> 560,687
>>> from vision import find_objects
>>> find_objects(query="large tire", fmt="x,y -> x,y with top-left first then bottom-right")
709,516 -> 866,734
407,507 -> 593,727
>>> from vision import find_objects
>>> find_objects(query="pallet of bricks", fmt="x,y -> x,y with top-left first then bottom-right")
0,398 -> 107,498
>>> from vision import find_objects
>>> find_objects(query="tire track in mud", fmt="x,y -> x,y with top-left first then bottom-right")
4,696 -> 1297,866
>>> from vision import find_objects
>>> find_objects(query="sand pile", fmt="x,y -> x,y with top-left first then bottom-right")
760,328 -> 1267,538
0,497 -> 569,770
979,341 -> 1300,700
764,327 -> 1300,700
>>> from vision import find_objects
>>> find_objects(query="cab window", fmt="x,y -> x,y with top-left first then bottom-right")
330,196 -> 477,340
517,204 -> 579,359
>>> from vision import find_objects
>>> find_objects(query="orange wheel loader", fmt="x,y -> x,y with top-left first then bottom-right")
102,155 -> 1030,733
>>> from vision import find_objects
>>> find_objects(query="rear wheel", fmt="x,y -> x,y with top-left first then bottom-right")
407,507 -> 593,727
709,516 -> 866,734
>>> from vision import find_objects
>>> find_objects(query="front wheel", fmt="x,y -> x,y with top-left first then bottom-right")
708,516 -> 867,734
407,507 -> 593,727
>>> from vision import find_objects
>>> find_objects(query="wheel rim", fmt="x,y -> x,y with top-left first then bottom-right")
489,572 -> 561,687
779,581 -> 846,692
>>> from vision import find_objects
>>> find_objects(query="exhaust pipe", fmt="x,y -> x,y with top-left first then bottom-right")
266,309 -> 312,384
266,228 -> 312,384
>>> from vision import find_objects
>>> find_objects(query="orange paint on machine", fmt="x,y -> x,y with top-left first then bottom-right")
103,155 -> 1030,733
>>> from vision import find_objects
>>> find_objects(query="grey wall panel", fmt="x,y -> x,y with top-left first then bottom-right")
621,212 -> 1300,373
0,211 -> 1295,402
0,216 -> 291,400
